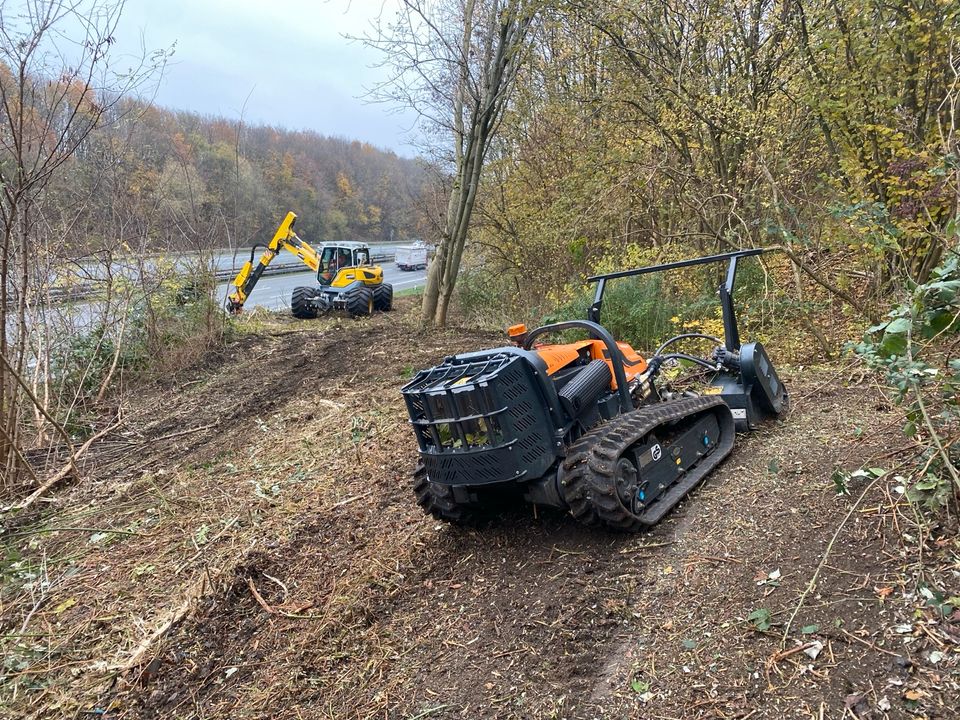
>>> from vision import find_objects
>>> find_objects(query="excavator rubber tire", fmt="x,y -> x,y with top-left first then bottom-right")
559,396 -> 735,532
412,463 -> 480,525
343,286 -> 375,317
374,282 -> 393,311
291,286 -> 320,319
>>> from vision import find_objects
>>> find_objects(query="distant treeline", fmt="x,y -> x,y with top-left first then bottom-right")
58,99 -> 431,254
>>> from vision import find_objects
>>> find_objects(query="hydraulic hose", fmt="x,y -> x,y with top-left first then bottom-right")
654,333 -> 721,357
655,352 -> 719,371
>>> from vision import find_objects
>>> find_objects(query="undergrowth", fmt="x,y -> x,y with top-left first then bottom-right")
53,268 -> 231,436
853,240 -> 960,514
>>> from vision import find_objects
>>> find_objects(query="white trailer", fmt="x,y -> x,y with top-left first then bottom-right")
395,244 -> 429,271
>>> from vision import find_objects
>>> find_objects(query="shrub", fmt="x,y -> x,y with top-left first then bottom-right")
129,269 -> 228,377
852,234 -> 960,511
52,267 -> 228,417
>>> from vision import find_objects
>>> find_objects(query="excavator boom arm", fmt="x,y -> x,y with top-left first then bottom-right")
227,212 -> 322,314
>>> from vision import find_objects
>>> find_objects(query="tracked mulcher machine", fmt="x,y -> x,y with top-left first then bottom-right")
401,249 -> 787,531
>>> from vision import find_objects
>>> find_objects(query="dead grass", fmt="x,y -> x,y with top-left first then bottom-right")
1,298 -> 957,720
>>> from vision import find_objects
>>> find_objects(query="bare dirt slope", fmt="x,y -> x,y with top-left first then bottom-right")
2,299 -> 957,719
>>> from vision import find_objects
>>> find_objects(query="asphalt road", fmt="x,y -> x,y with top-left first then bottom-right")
216,264 -> 428,312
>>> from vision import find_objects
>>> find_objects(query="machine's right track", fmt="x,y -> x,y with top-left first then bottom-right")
559,395 -> 735,531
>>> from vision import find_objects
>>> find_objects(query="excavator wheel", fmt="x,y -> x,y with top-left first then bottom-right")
343,286 -> 374,317
291,286 -> 320,319
559,396 -> 735,532
374,282 -> 393,311
412,463 -> 479,525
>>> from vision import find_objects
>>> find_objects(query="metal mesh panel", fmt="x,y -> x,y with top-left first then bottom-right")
401,351 -> 557,486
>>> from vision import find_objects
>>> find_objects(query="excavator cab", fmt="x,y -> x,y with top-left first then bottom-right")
317,245 -> 376,286
318,247 -> 352,285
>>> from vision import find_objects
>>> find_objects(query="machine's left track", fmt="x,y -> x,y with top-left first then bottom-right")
412,463 -> 483,525
559,396 -> 735,531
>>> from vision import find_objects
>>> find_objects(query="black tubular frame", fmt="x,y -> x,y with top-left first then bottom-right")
522,319 -> 633,412
586,248 -> 765,352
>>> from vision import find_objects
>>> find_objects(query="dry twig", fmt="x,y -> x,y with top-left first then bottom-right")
2,417 -> 123,513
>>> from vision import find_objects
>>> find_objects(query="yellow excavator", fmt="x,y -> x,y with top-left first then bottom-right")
226,212 -> 393,318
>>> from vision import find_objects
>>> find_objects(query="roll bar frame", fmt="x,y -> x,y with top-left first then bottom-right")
586,248 -> 765,352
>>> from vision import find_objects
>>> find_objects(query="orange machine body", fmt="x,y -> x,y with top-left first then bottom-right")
533,340 -> 647,389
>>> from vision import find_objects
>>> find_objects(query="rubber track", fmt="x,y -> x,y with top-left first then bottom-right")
412,463 -> 478,526
559,396 -> 734,532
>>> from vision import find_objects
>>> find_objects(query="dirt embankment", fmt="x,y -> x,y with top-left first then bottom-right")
1,299 -> 957,720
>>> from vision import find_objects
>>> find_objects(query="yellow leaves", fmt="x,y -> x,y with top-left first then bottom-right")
336,171 -> 355,197
698,316 -> 726,339
53,597 -> 76,614
592,244 -> 663,275
861,123 -> 903,140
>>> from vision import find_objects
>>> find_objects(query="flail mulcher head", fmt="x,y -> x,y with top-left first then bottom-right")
401,249 -> 788,531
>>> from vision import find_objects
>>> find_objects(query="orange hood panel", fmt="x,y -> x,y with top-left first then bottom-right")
533,339 -> 648,389
534,341 -> 593,375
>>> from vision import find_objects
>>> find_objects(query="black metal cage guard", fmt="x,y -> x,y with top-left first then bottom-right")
401,349 -> 561,486
586,248 -> 765,352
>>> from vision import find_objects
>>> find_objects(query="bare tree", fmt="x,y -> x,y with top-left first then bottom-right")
366,0 -> 538,326
0,0 -> 164,489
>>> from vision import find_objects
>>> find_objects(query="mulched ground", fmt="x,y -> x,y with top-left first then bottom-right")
1,298 -> 957,720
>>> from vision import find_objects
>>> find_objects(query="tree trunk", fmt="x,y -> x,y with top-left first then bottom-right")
410,0 -> 533,328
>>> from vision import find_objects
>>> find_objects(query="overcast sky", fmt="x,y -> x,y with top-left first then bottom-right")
110,0 -> 419,155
